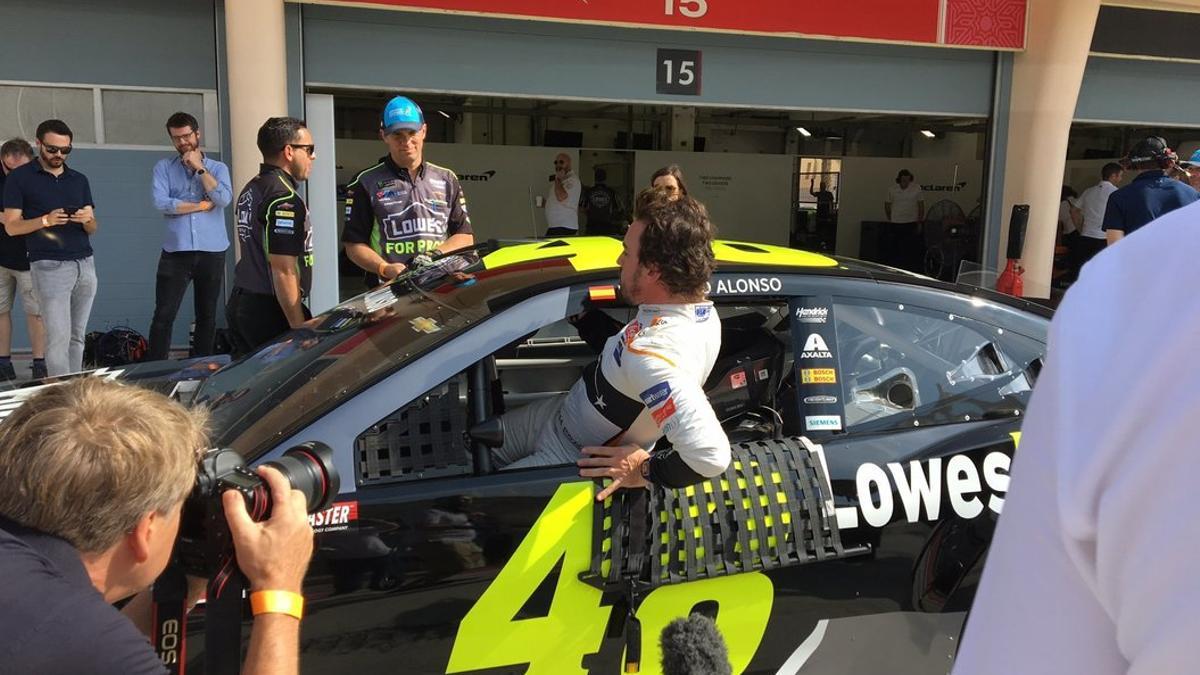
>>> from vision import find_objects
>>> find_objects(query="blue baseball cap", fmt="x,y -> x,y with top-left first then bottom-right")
381,96 -> 424,134
1179,149 -> 1200,168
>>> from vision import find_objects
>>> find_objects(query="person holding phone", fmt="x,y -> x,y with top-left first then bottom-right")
544,153 -> 581,237
2,120 -> 98,377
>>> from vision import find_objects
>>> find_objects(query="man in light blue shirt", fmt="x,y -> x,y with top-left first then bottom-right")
149,112 -> 232,361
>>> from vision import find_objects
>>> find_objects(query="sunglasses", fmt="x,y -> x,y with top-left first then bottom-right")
42,144 -> 72,156
288,143 -> 316,157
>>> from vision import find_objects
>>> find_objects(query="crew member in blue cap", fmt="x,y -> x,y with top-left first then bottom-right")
342,95 -> 474,288
1175,148 -> 1200,192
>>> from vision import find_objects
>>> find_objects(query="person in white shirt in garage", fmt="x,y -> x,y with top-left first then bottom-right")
544,153 -> 581,237
882,169 -> 924,271
1075,162 -> 1122,268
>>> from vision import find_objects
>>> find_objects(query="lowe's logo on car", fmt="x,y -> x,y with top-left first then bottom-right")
706,277 -> 783,295
796,307 -> 828,324
805,415 -> 842,431
832,451 -> 1012,529
800,333 -> 832,359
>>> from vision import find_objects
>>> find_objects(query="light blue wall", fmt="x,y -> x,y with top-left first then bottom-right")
0,0 -> 222,354
1077,56 -> 1200,126
301,6 -> 996,117
0,0 -> 218,89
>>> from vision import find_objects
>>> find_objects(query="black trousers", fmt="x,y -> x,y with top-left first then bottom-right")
148,250 -> 225,361
544,226 -> 578,237
881,222 -> 923,272
225,287 -> 309,358
1074,235 -> 1108,271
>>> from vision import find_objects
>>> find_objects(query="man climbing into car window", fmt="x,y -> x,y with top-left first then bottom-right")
494,187 -> 731,500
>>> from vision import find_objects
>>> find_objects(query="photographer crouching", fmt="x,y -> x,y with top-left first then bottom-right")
0,378 -> 314,674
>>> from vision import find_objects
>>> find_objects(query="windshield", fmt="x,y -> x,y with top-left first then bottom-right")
196,250 -> 579,456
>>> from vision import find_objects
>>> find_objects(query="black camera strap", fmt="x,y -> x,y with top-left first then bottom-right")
204,545 -> 246,675
152,564 -> 189,675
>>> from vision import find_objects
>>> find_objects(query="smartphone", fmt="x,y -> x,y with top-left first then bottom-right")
62,207 -> 78,216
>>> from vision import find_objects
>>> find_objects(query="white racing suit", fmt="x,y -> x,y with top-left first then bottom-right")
495,303 -> 731,487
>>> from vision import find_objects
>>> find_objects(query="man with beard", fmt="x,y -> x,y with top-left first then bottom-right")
342,96 -> 473,288
149,112 -> 233,361
493,188 -> 730,500
226,117 -> 316,356
2,120 -> 98,376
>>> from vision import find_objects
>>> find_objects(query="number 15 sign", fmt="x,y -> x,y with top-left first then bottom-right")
657,49 -> 702,95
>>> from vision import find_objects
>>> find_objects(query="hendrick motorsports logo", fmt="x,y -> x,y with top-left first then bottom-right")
803,394 -> 838,405
796,307 -> 828,324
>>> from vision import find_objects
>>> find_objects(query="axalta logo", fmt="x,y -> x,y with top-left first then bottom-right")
308,501 -> 359,533
805,415 -> 842,431
830,451 -> 1011,530
706,277 -> 783,295
800,333 -> 832,359
796,307 -> 828,324
459,170 -> 496,182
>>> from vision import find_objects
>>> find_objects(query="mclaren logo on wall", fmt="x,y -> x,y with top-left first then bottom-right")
459,170 -> 496,182
920,180 -> 968,193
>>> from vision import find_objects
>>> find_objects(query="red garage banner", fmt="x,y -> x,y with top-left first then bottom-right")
296,0 -> 1026,50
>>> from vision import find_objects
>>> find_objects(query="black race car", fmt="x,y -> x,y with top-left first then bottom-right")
2,238 -> 1049,674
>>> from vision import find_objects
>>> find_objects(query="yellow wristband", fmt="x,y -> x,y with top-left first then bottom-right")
378,261 -> 389,278
249,590 -> 304,620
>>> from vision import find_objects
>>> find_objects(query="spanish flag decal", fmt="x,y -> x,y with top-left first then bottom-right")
589,285 -> 617,302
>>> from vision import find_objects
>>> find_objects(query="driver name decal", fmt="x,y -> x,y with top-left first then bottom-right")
705,276 -> 782,295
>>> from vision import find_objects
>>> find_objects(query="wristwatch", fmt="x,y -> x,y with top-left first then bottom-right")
639,457 -> 652,481
40,215 -> 48,228
196,168 -> 207,176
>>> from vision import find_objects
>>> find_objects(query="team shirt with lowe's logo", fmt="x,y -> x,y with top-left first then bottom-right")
342,157 -> 472,266
232,164 -> 312,297
496,303 -> 731,486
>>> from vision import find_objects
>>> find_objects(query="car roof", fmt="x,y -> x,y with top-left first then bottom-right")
478,237 -> 1053,319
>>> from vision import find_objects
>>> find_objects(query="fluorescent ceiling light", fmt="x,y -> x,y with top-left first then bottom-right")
796,126 -> 812,137
920,129 -> 937,138
437,110 -> 452,119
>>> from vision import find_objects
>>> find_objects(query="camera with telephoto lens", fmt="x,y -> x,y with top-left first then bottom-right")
175,442 -> 340,576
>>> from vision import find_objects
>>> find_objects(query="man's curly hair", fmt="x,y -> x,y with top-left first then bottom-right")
632,187 -> 715,298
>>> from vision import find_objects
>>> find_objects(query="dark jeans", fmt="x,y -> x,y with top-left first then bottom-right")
149,250 -> 225,361
225,287 -> 309,358
1074,235 -> 1108,272
544,226 -> 577,237
881,222 -> 922,272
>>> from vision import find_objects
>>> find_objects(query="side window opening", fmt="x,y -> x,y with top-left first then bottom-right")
831,301 -> 1042,433
356,372 -> 472,485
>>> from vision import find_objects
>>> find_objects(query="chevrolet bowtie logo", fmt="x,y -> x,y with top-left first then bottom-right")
410,317 -> 441,334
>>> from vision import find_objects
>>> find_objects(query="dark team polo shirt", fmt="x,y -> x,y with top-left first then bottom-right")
0,171 -> 30,271
341,156 -> 472,265
232,164 -> 313,298
0,518 -> 167,674
1,160 -> 95,262
1102,169 -> 1200,237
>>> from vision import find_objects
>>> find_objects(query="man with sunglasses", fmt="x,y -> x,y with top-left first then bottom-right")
148,112 -> 233,362
342,96 -> 473,289
226,117 -> 316,357
2,119 -> 97,377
